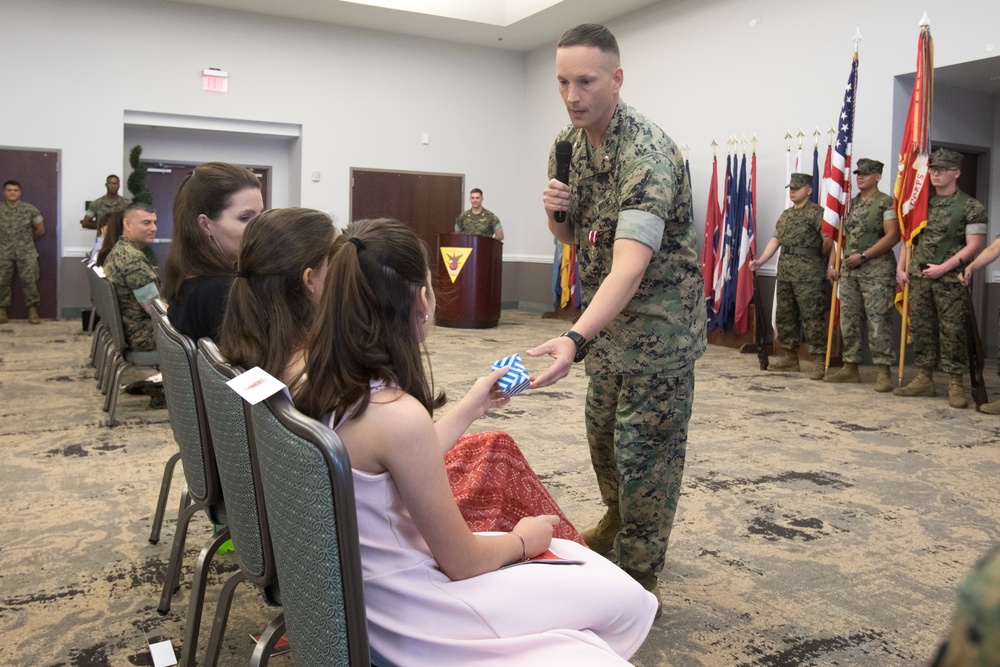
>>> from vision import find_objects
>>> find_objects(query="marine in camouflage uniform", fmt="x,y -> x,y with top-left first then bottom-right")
824,159 -> 899,391
757,173 -> 830,378
103,236 -> 159,351
932,544 -> 1000,667
895,149 -> 987,409
454,209 -> 502,237
81,175 -> 130,235
547,99 -> 706,588
0,182 -> 44,321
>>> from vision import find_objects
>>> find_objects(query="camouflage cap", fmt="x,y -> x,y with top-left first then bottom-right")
933,545 -> 1000,666
853,158 -> 884,175
929,148 -> 963,169
786,173 -> 812,189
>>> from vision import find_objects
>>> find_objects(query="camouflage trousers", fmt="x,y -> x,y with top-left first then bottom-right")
775,279 -> 829,355
585,369 -> 694,576
838,271 -> 897,366
0,254 -> 40,308
908,277 -> 966,375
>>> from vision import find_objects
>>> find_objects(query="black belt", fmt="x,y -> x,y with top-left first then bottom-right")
782,246 -> 820,257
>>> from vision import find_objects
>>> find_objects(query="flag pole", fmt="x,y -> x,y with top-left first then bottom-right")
898,251 -> 911,385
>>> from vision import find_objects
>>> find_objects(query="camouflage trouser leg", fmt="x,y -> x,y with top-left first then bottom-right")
0,256 -> 12,308
0,254 -> 40,308
776,279 -> 828,355
585,370 -> 695,576
909,277 -> 967,375
839,273 -> 897,365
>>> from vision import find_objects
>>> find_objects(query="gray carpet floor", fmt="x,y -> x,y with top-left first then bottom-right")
1,312 -> 998,666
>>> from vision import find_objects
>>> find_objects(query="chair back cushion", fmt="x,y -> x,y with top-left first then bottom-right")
197,339 -> 272,584
151,302 -> 215,504
251,393 -> 369,667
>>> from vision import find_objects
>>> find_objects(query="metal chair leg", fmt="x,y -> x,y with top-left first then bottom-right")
250,613 -> 286,667
149,452 -> 183,545
201,570 -> 248,667
106,360 -> 133,426
157,498 -> 203,615
178,528 -> 231,667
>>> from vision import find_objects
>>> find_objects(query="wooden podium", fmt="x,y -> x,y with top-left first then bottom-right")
434,233 -> 502,329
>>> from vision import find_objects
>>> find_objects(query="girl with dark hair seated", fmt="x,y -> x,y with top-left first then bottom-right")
218,208 -> 337,385
164,162 -> 264,342
295,218 -> 656,666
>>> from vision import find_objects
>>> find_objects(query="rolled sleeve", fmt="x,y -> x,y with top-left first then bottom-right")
617,208 -> 664,252
133,282 -> 160,303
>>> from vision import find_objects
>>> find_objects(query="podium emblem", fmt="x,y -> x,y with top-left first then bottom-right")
440,247 -> 473,283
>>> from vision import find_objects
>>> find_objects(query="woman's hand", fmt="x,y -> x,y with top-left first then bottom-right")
511,515 -> 558,559
464,366 -> 511,420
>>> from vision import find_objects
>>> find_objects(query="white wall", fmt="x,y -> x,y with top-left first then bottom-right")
518,0 -> 1000,269
2,0 -> 526,259
4,0 -> 1000,299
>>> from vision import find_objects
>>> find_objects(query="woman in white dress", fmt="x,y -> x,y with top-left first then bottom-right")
295,217 -> 657,666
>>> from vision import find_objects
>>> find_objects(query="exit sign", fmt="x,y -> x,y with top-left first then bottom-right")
202,68 -> 229,92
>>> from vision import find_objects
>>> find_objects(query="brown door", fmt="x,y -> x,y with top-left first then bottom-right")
0,148 -> 59,319
350,169 -> 463,255
141,161 -> 271,282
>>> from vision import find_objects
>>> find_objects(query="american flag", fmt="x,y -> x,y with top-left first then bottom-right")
822,53 -> 859,239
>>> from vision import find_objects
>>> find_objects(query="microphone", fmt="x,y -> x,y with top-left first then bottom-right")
553,140 -> 572,223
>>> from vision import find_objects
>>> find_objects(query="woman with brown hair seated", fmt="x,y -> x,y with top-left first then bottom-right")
295,217 -> 656,666
164,162 -> 264,342
218,207 -> 337,385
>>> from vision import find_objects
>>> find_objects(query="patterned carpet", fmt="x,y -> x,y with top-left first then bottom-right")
1,312 -> 998,666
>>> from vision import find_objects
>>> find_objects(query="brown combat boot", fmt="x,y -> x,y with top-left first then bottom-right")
948,374 -> 968,409
873,365 -> 893,393
808,355 -> 826,380
580,506 -> 621,555
824,362 -> 861,383
28,306 -> 41,324
625,568 -> 662,620
979,399 -> 1000,415
894,368 -> 936,397
0,307 -> 7,324
768,350 -> 800,372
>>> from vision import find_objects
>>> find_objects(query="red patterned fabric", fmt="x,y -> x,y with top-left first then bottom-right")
445,431 -> 584,545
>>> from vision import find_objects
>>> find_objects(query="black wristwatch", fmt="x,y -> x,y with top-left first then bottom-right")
561,331 -> 590,363
860,252 -> 868,263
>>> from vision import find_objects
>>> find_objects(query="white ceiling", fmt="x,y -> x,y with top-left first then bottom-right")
160,0 -> 665,51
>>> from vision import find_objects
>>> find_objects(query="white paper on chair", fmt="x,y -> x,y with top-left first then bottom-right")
149,640 -> 177,667
226,367 -> 286,405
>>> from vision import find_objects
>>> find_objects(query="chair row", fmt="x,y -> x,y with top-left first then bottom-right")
84,265 -> 158,427
149,302 -> 371,667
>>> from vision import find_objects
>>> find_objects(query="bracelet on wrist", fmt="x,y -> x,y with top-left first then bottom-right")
511,531 -> 527,562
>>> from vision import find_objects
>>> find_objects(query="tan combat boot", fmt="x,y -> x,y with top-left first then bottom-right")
579,506 -> 621,555
809,355 -> 826,380
824,362 -> 861,383
948,374 -> 968,409
0,307 -> 7,324
625,568 -> 662,620
979,399 -> 1000,415
28,306 -> 41,324
893,368 -> 935,397
873,365 -> 893,393
768,350 -> 800,372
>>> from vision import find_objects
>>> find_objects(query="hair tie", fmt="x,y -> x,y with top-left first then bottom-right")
234,270 -> 249,278
348,237 -> 365,252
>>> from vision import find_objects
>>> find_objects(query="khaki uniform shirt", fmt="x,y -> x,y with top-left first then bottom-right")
548,100 -> 706,376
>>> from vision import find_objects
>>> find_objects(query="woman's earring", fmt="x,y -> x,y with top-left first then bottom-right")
423,315 -> 429,323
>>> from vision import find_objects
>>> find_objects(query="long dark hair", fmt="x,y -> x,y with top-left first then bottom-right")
295,217 -> 446,424
163,162 -> 261,301
218,208 -> 336,379
95,210 -> 124,267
